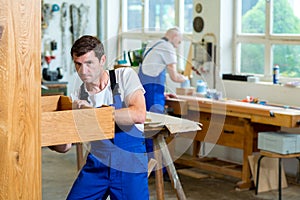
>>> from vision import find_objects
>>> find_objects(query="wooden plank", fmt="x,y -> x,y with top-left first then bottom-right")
177,168 -> 209,179
0,0 -> 41,199
41,95 -> 73,112
148,158 -> 157,178
175,154 -> 242,178
41,98 -> 115,147
153,137 -> 165,200
248,154 -> 288,193
183,43 -> 193,77
260,150 -> 300,158
41,95 -> 61,112
156,134 -> 186,200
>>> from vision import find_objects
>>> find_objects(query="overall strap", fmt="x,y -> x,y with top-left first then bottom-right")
109,69 -> 121,106
79,83 -> 90,103
79,70 -> 119,105
80,70 -> 117,103
109,69 -> 117,91
143,39 -> 165,60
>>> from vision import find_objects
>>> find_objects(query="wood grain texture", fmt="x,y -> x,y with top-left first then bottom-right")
0,0 -> 41,199
41,95 -> 115,146
41,107 -> 115,146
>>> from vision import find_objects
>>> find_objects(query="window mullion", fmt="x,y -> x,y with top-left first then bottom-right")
176,0 -> 183,28
143,0 -> 148,32
232,0 -> 240,73
265,0 -> 272,78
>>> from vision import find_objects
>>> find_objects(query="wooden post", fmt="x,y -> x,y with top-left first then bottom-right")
0,0 -> 41,199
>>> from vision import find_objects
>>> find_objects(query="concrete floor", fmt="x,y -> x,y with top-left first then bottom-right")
42,146 -> 300,200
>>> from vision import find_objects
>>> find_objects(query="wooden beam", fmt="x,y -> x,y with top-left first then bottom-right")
183,43 -> 193,78
0,0 -> 41,199
41,96 -> 115,147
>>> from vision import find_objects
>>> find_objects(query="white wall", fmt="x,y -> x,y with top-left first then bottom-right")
191,0 -> 233,90
101,0 -> 121,70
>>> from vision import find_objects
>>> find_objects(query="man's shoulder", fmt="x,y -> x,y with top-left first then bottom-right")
114,67 -> 134,74
114,67 -> 138,80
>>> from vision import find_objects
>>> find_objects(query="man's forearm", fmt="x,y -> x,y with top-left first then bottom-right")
115,107 -> 146,125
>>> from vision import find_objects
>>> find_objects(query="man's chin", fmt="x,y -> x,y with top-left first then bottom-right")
80,78 -> 91,83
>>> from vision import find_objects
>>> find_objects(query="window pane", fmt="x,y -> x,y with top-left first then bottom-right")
149,0 -> 175,31
241,0 -> 265,34
273,44 -> 300,78
240,43 -> 264,74
272,0 -> 300,34
127,0 -> 142,31
184,0 -> 193,33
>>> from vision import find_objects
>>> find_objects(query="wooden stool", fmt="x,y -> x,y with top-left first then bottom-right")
255,150 -> 300,200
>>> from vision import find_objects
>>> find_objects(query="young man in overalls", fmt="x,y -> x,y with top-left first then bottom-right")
56,35 -> 149,200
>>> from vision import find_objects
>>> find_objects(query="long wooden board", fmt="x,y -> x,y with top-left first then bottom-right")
41,96 -> 115,147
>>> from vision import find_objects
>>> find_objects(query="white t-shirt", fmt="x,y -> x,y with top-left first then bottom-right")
71,67 -> 145,131
141,39 -> 177,77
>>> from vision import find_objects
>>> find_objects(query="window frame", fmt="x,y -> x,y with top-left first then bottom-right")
233,0 -> 300,82
120,0 -> 193,71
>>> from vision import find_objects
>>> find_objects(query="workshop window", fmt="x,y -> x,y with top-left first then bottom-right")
127,0 -> 142,31
122,0 -> 193,70
124,0 -> 192,32
183,0 -> 193,33
235,0 -> 300,81
148,0 -> 175,31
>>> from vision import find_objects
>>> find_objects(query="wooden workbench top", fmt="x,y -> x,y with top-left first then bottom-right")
166,95 -> 300,128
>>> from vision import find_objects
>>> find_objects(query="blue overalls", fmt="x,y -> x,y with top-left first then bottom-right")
67,70 -> 149,200
138,65 -> 166,164
138,38 -> 166,114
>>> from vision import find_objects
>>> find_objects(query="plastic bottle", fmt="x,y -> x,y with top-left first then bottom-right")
181,78 -> 190,88
273,64 -> 280,84
196,80 -> 207,94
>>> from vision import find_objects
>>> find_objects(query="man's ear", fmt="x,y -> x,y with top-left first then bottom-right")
100,55 -> 106,65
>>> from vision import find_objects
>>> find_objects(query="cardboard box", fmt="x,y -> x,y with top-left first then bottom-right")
176,87 -> 195,95
258,132 -> 300,154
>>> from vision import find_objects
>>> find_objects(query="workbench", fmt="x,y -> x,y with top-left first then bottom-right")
166,95 -> 300,189
42,81 -> 68,96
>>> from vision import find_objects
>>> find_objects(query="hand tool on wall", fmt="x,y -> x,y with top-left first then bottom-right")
61,2 -> 69,72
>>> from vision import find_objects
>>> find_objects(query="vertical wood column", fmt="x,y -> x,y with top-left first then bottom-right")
0,0 -> 41,199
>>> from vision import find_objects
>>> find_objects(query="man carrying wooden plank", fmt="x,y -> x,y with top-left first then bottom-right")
52,35 -> 149,200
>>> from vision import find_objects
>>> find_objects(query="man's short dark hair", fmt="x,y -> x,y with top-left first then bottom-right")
70,35 -> 105,61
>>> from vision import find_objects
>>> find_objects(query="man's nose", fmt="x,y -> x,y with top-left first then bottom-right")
80,64 -> 88,74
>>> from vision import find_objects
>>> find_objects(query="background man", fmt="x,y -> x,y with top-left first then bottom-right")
138,27 -> 188,179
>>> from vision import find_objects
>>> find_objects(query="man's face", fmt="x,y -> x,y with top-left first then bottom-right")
172,35 -> 182,48
73,51 -> 105,84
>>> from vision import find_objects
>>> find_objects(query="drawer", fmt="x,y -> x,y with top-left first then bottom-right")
191,111 -> 247,149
